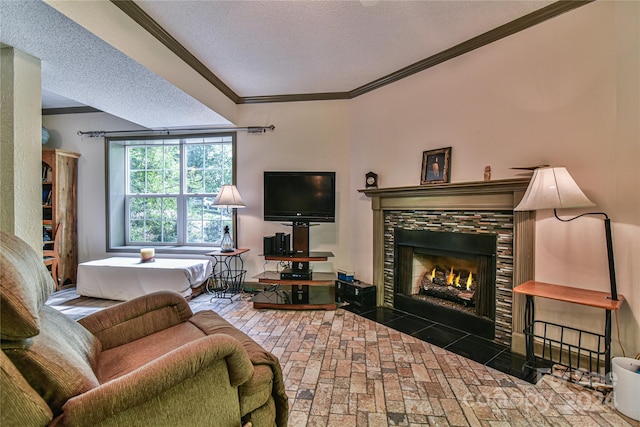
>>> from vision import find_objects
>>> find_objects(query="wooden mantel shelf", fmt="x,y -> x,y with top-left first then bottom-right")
359,178 -> 531,212
358,178 -> 531,198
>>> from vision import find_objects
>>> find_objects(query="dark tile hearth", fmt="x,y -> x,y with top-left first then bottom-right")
413,323 -> 468,349
382,314 -> 435,335
485,351 -> 552,384
446,334 -> 506,365
358,306 -> 407,324
343,304 -> 537,384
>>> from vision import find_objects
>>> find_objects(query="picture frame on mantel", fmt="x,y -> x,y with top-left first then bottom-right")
421,147 -> 451,185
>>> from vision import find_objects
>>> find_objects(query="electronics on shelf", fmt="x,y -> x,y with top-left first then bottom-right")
263,233 -> 290,255
335,280 -> 376,313
280,268 -> 312,280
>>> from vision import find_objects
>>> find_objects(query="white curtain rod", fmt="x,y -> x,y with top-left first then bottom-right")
77,125 -> 275,138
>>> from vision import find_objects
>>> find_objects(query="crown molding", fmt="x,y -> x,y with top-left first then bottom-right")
111,0 -> 241,104
42,106 -> 102,115
112,0 -> 593,105
239,92 -> 351,105
349,0 -> 593,98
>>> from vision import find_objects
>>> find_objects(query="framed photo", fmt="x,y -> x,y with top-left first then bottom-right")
421,147 -> 451,185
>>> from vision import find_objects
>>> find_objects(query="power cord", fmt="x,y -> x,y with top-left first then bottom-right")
615,310 -> 626,357
275,261 -> 289,273
614,311 -> 640,361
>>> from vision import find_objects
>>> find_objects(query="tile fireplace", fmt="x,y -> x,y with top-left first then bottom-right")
360,179 -> 535,351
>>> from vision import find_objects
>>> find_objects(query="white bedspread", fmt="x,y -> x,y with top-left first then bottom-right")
77,257 -> 212,301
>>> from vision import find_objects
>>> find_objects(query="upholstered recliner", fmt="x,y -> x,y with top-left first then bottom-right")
0,232 -> 288,426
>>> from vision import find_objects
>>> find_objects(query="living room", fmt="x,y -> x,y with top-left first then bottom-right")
2,0 -> 639,425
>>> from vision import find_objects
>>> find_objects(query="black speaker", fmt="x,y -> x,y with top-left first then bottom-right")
263,236 -> 276,255
276,233 -> 290,254
292,222 -> 309,254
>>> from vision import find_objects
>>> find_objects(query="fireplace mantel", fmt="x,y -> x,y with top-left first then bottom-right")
359,178 -> 531,210
361,177 -> 534,352
360,178 -> 531,196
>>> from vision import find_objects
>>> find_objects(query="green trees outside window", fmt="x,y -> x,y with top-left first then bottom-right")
107,133 -> 236,248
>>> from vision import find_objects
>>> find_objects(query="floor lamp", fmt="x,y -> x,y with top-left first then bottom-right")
514,166 -> 618,301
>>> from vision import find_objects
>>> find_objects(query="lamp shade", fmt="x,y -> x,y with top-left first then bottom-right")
212,185 -> 246,208
514,167 -> 595,211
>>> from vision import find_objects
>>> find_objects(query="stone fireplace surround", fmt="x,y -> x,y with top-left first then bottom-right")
391,211 -> 511,346
361,179 -> 534,353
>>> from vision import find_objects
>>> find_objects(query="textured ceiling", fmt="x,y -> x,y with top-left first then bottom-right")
1,0 -> 560,129
42,89 -> 85,109
1,0 -> 232,128
136,0 -> 555,97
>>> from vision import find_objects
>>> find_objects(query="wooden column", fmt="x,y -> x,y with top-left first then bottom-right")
511,209 -> 536,355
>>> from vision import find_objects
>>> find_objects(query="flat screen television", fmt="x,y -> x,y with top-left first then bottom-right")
264,171 -> 336,223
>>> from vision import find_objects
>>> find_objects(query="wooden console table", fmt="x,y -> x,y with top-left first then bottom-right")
513,280 -> 624,384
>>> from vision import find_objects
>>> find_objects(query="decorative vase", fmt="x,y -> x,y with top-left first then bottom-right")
220,225 -> 234,253
42,126 -> 50,145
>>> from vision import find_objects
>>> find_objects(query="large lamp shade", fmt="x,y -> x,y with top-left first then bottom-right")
212,185 -> 246,208
514,167 -> 594,211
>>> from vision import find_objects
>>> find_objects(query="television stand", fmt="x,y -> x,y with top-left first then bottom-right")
253,221 -> 337,310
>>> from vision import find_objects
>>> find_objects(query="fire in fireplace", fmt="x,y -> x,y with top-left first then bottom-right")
417,255 -> 478,310
394,228 -> 497,338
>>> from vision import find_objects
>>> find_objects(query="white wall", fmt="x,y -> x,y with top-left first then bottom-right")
1,47 -> 43,251
235,100 -> 352,276
349,1 -> 639,356
43,0 -> 638,356
42,112 -> 146,262
43,100 -> 352,277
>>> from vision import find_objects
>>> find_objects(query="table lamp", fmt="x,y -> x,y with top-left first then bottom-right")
514,166 -> 618,300
213,185 -> 246,253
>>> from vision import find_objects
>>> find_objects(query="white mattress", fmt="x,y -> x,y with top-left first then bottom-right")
77,257 -> 212,301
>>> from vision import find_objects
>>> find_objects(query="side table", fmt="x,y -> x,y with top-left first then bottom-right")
205,248 -> 249,300
513,280 -> 624,388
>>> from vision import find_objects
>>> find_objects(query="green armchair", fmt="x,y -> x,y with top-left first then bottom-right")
0,232 -> 288,426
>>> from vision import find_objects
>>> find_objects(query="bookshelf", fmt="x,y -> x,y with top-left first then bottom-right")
42,149 -> 80,286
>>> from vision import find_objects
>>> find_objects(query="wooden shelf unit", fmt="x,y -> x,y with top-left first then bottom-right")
263,251 -> 334,262
254,224 -> 336,310
42,149 -> 80,286
252,302 -> 337,311
255,271 -> 336,285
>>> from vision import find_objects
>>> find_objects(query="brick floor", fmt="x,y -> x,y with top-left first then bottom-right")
49,289 -> 639,427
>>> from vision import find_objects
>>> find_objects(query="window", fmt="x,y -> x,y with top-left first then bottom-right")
106,133 -> 236,251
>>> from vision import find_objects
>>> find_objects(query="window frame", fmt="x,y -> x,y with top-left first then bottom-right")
105,132 -> 238,254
